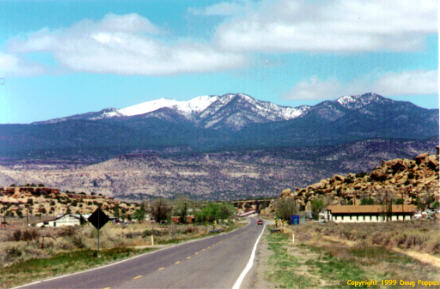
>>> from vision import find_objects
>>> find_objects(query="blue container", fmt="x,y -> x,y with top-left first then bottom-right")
290,215 -> 300,225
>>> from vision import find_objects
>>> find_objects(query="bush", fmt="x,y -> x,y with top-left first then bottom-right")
10,229 -> 39,241
361,198 -> 375,205
311,199 -> 324,220
355,172 -> 367,178
274,197 -> 298,221
12,230 -> 22,241
22,230 -> 39,241
5,247 -> 22,261
194,202 -> 234,223
142,229 -> 163,237
72,235 -> 86,248
57,226 -> 76,237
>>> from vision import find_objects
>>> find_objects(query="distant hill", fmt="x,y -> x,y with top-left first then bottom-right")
0,186 -> 138,219
0,138 -> 437,200
0,93 -> 437,163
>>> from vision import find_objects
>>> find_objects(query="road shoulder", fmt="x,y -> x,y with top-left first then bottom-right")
241,227 -> 275,289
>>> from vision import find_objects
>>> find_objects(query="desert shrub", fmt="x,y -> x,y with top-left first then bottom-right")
393,198 -> 404,205
57,226 -> 77,237
184,226 -> 196,234
12,230 -> 22,241
10,229 -> 39,241
142,229 -> 163,237
360,198 -> 375,205
22,230 -> 39,241
125,232 -> 136,239
426,239 -> 440,254
355,172 -> 368,178
72,235 -> 86,249
5,247 -> 22,261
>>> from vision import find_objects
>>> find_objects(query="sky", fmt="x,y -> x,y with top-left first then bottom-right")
0,0 -> 438,124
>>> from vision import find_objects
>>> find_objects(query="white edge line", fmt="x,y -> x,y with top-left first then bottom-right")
11,220 -> 251,289
231,223 -> 266,289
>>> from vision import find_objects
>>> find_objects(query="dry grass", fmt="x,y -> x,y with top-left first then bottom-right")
0,219 -> 238,268
265,221 -> 440,288
295,220 -> 440,254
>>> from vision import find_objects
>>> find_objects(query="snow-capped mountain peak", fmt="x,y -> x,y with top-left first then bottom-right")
117,95 -> 219,117
337,95 -> 356,106
109,93 -> 311,130
336,92 -> 388,109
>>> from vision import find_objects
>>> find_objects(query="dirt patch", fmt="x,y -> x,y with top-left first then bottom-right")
392,248 -> 440,269
323,234 -> 440,269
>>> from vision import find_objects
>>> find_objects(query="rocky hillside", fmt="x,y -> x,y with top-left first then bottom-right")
0,186 -> 138,219
280,151 -> 439,210
0,138 -> 437,201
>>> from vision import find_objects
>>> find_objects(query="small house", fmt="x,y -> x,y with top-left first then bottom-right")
32,214 -> 84,227
325,205 -> 417,223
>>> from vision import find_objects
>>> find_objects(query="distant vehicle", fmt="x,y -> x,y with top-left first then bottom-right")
257,219 -> 264,225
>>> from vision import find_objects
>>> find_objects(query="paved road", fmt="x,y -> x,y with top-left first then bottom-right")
17,218 -> 264,289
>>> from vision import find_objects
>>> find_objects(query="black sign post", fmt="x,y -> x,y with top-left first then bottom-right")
88,207 -> 110,257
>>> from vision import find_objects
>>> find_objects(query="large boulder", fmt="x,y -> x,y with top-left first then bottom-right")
280,188 -> 292,198
370,168 -> 387,181
331,175 -> 345,183
427,155 -> 439,171
387,158 -> 409,173
415,153 -> 429,165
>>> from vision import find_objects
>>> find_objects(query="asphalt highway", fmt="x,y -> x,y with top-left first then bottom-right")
17,218 -> 264,289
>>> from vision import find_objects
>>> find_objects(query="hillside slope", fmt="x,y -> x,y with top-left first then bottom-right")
1,138 -> 437,200
281,151 -> 439,210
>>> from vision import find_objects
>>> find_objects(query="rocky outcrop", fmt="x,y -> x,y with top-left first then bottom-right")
0,186 -> 137,218
281,152 -> 439,210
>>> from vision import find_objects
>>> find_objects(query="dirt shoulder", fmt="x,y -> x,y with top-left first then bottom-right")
242,227 -> 276,289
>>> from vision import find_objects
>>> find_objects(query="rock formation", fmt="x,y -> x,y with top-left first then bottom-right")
280,152 -> 439,210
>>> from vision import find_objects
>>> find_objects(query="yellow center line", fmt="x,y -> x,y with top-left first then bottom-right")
202,248 -> 206,251
194,251 -> 200,255
186,256 -> 192,259
133,275 -> 143,280
103,287 -> 111,289
175,260 -> 181,264
158,267 -> 166,271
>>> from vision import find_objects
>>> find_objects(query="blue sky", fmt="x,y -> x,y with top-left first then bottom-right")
0,0 -> 438,123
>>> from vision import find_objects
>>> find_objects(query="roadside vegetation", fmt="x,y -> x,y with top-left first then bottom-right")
0,247 -> 154,289
265,221 -> 440,289
0,197 -> 240,289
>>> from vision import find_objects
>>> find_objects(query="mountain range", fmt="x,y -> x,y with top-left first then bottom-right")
0,92 -> 438,163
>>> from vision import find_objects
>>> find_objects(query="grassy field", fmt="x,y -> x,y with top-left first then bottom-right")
0,247 -> 154,289
265,222 -> 440,289
0,219 -> 242,289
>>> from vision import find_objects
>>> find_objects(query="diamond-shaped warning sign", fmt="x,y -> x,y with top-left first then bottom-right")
88,207 -> 109,230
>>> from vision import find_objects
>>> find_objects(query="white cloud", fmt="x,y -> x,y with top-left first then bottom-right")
373,70 -> 438,95
8,13 -> 246,75
189,0 -> 252,16
284,70 -> 438,100
284,77 -> 343,100
0,52 -> 44,76
215,0 -> 437,52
